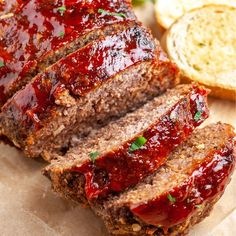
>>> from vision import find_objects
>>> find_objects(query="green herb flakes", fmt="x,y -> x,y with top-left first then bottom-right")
195,204 -> 202,209
129,136 -> 147,152
58,31 -> 65,38
194,111 -> 202,121
98,8 -> 126,18
57,6 -> 66,15
0,61 -> 4,68
89,151 -> 100,163
167,193 -> 176,203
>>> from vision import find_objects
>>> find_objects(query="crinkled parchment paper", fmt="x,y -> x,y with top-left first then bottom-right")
0,3 -> 235,236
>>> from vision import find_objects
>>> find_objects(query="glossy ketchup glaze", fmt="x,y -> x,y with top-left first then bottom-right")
131,138 -> 236,230
0,0 -> 135,105
71,86 -> 209,200
3,25 -> 156,129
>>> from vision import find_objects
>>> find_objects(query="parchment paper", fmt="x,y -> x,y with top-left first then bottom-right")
0,3 -> 235,236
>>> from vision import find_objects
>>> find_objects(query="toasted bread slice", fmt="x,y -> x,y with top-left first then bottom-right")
155,0 -> 236,29
161,5 -> 236,100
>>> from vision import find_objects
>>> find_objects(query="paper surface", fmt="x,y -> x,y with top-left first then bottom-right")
0,3 -> 236,236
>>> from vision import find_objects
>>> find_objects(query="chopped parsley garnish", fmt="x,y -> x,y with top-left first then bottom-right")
195,204 -> 202,209
167,193 -> 176,204
89,151 -> 100,163
194,111 -> 202,121
57,6 -> 67,15
58,31 -> 65,38
129,136 -> 147,152
98,8 -> 126,18
0,61 -> 4,68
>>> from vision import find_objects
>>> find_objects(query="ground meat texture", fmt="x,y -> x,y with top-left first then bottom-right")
44,84 -> 209,202
0,0 -> 136,106
93,123 -> 235,236
0,23 -> 179,159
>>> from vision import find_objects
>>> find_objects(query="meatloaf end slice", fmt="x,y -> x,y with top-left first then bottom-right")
0,23 -> 179,159
0,0 -> 136,106
93,123 -> 236,236
44,84 -> 209,202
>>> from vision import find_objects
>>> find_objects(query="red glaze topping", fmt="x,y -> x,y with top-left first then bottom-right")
0,0 -> 135,105
3,25 -> 155,129
131,138 -> 236,229
71,86 -> 209,200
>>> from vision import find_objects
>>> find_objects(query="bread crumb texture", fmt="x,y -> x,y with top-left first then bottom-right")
163,5 -> 236,100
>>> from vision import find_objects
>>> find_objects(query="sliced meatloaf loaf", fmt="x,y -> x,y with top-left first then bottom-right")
0,23 -> 179,159
0,0 -> 136,106
44,84 -> 209,202
93,123 -> 236,236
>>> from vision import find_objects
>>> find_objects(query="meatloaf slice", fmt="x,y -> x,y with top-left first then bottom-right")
0,0 -> 136,106
93,123 -> 236,236
0,23 -> 179,158
44,84 -> 209,202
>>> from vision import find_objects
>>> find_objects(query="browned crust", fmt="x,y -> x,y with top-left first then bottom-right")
43,169 -> 87,205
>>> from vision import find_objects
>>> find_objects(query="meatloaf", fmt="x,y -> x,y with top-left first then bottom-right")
44,84 -> 209,202
0,0 -> 136,106
93,123 -> 236,236
0,23 -> 179,159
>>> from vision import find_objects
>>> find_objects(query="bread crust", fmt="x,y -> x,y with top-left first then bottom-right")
155,0 -> 236,29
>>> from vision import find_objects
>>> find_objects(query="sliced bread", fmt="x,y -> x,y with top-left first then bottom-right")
161,5 -> 236,100
155,0 -> 236,29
